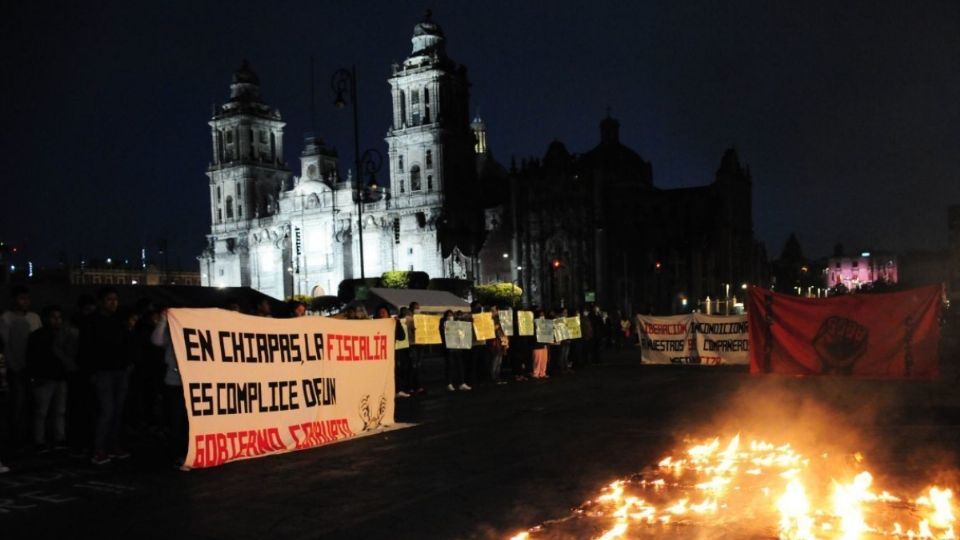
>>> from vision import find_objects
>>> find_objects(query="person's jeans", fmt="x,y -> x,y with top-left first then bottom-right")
33,379 -> 68,445
490,352 -> 503,381
444,350 -> 463,386
92,367 -> 131,454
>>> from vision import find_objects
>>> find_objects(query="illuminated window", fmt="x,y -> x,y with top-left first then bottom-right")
410,165 -> 421,191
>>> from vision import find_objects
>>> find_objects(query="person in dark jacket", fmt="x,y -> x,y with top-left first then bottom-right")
27,305 -> 73,450
79,287 -> 133,465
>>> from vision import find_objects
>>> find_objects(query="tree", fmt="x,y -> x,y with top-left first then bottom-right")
380,270 -> 430,289
473,282 -> 523,307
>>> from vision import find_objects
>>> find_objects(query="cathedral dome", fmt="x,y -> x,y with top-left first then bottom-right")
296,177 -> 330,197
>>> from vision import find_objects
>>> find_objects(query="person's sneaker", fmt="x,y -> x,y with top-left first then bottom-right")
458,383 -> 472,391
91,453 -> 112,466
446,384 -> 456,392
109,449 -> 131,460
396,391 -> 411,398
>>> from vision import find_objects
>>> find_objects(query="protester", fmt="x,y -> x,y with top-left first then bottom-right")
531,310 -> 549,378
375,304 -> 410,398
129,299 -> 163,431
27,305 -> 73,451
66,295 -> 96,450
151,311 -> 187,469
79,287 -> 133,465
255,298 -> 272,317
396,307 -> 416,395
579,307 -> 594,367
290,301 -> 307,317
440,310 -> 467,391
489,306 -> 508,384
467,301 -> 485,386
1,286 -> 42,448
406,302 -> 426,395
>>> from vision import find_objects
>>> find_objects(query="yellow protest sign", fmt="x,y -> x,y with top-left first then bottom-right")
517,311 -> 535,336
473,312 -> 496,341
564,316 -> 582,339
413,314 -> 441,345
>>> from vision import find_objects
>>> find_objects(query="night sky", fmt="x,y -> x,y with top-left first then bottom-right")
3,1 -> 958,269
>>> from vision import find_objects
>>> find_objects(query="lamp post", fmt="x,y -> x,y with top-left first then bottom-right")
332,66 -> 382,280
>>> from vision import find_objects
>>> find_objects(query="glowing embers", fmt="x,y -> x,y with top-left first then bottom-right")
508,435 -> 957,539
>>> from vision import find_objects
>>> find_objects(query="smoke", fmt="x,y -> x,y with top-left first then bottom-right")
686,373 -> 960,492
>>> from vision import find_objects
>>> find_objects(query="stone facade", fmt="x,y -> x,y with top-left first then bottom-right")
478,116 -> 767,313
199,13 -> 482,299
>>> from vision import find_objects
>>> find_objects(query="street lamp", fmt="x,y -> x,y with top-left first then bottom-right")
332,66 -> 382,280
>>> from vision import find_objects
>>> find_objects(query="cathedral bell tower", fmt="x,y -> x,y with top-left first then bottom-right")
385,11 -> 480,278
201,60 -> 290,295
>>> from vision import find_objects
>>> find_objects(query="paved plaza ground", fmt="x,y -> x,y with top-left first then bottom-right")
2,349 -> 959,539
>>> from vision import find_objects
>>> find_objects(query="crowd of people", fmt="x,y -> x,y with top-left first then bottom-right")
345,300 -> 626,397
0,286 -> 629,474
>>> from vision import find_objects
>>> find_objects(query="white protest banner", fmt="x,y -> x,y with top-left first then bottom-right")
499,309 -> 514,336
535,318 -> 555,344
637,315 -> 694,364
444,320 -> 473,350
693,314 -> 749,365
167,308 -> 395,470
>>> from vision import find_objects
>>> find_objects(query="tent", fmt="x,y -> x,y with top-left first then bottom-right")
366,288 -> 469,314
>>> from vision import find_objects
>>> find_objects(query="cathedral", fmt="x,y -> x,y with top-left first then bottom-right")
199,13 -> 485,300
199,11 -> 767,313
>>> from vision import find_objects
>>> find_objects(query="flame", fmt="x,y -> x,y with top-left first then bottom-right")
509,434 -> 959,539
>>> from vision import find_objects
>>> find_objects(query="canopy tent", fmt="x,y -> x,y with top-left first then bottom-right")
367,288 -> 470,314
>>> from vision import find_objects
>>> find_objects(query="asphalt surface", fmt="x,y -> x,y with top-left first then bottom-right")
2,349 -> 959,540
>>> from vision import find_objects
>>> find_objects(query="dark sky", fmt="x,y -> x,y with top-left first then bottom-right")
3,1 -> 958,269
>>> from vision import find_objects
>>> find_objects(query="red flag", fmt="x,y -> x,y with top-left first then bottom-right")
747,286 -> 942,379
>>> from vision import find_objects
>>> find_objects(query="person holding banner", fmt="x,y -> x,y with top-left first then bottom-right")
406,302 -> 426,396
375,305 -> 410,398
440,310 -> 468,391
531,310 -> 549,379
397,307 -> 419,396
488,306 -> 509,384
150,310 -> 187,468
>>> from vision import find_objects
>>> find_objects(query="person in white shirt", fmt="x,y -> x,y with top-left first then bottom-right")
1,286 -> 42,448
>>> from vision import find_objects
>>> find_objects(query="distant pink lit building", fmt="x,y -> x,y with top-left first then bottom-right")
824,253 -> 897,289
